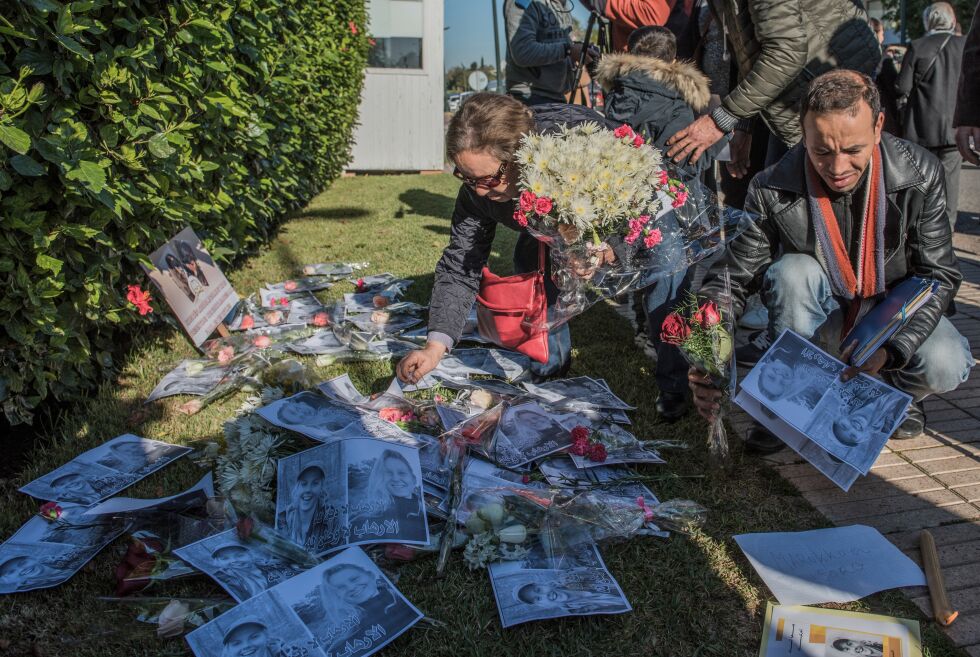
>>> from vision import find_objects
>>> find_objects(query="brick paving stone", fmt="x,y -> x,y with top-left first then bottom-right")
936,470 -> 980,490
954,484 -> 980,503
927,427 -> 980,444
942,612 -> 980,649
928,418 -> 980,433
801,477 -> 942,507
925,398 -> 956,412
890,434 -> 956,451
926,408 -> 974,423
918,456 -> 980,476
847,504 -> 980,535
902,445 -> 980,464
816,489 -> 964,523
888,521 -> 980,551
965,645 -> 980,657
911,589 -> 980,619
870,452 -> 910,469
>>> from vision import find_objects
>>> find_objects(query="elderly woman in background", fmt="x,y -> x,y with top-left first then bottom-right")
897,1 -> 966,231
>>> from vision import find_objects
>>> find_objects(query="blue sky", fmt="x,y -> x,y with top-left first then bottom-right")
444,0 -> 591,72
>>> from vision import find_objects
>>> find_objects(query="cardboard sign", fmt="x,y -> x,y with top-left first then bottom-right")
144,227 -> 238,346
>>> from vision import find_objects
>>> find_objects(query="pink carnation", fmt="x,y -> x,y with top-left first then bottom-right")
614,124 -> 634,139
519,190 -> 537,212
239,315 -> 255,330
252,335 -> 272,349
379,408 -> 403,423
672,191 -> 689,208
283,280 -> 297,292
658,170 -> 669,186
312,312 -> 330,327
512,208 -> 528,228
644,228 -> 663,249
587,443 -> 608,462
534,196 -> 553,215
633,134 -> 645,148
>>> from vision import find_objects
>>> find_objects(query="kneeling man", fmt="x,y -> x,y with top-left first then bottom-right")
691,70 -> 973,453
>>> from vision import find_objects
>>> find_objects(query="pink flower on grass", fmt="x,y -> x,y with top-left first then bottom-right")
312,312 -> 330,327
356,278 -> 366,292
571,426 -> 590,443
534,196 -> 553,215
644,228 -> 663,249
217,346 -> 234,364
283,280 -> 298,292
39,502 -> 62,520
253,335 -> 272,349
519,190 -> 537,213
278,297 -> 288,306
587,443 -> 608,462
614,124 -> 634,139
239,315 -> 255,330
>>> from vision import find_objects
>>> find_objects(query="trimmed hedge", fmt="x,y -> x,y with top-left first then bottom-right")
0,0 -> 369,424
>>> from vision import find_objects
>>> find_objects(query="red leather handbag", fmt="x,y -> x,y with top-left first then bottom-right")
476,242 -> 550,363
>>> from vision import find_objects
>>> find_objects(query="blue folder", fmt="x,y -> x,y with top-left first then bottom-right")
840,277 -> 940,367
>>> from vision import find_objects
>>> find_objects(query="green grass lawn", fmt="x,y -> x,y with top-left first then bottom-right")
0,173 -> 966,657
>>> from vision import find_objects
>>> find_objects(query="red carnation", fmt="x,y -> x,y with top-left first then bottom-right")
571,426 -> 590,443
587,442 -> 608,462
614,124 -> 634,139
356,278 -> 366,292
660,312 -> 691,346
534,196 -> 553,215
519,190 -> 537,212
512,208 -> 528,228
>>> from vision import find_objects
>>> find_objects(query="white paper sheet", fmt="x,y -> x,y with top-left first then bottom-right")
83,472 -> 214,516
734,525 -> 925,605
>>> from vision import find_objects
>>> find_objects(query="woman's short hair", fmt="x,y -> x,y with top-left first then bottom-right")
627,26 -> 677,61
446,92 -> 535,164
801,70 -> 881,124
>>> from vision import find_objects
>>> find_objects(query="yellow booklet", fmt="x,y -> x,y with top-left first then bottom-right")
759,603 -> 922,657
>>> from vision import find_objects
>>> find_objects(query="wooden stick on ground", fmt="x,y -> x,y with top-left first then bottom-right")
920,529 -> 959,626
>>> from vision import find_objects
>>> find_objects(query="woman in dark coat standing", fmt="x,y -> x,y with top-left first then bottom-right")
897,2 -> 967,231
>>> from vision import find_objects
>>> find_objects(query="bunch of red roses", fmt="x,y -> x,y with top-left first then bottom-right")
568,425 -> 608,463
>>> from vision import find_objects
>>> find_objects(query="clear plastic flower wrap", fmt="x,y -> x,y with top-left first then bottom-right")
457,485 -> 707,569
661,269 -> 738,470
301,261 -> 369,278
94,597 -> 236,639
511,122 -> 757,331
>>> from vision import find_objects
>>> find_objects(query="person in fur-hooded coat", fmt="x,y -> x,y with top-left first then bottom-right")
598,26 -> 727,176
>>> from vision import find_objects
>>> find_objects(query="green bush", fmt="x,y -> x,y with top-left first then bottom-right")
0,0 -> 369,424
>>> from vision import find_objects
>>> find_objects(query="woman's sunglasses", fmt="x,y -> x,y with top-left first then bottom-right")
453,161 -> 509,189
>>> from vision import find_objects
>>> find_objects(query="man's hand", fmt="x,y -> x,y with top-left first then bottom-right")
666,114 -> 725,165
839,343 -> 889,382
688,367 -> 723,422
725,129 -> 753,179
568,42 -> 592,65
396,341 -> 447,383
956,126 -> 980,166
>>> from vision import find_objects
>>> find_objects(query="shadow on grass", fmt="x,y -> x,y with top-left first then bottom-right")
399,188 -> 455,220
292,207 -> 373,221
423,223 -> 452,236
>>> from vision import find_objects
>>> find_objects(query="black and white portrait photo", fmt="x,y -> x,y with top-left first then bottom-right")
276,444 -> 347,557
413,434 -> 449,490
489,565 -> 632,628
493,402 -> 570,467
525,376 -> 633,411
346,440 -> 427,546
8,503 -> 127,548
824,630 -> 887,657
741,332 -> 840,420
81,434 -> 189,477
175,529 -> 309,602
258,392 -> 363,442
0,541 -> 93,594
277,547 -> 422,657
318,374 -> 370,406
185,589 -> 322,657
146,359 -> 229,402
19,460 -> 129,505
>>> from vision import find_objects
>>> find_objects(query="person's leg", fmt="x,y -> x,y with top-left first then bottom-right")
933,147 -> 963,232
644,268 -> 692,419
888,316 -> 973,401
761,253 -> 841,342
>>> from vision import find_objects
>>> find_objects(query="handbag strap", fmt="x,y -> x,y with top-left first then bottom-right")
537,241 -> 546,275
915,33 -> 953,86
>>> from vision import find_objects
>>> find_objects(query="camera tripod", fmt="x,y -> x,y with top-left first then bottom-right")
570,8 -> 612,107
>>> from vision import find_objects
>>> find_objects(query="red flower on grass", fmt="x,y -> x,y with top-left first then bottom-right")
126,285 -> 153,315
39,502 -> 62,520
588,443 -> 607,462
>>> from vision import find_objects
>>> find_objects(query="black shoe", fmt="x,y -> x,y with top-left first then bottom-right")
656,392 -> 689,422
892,401 -> 926,439
743,424 -> 785,455
735,330 -> 771,367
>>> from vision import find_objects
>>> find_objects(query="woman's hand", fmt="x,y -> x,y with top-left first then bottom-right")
396,341 -> 447,383
688,366 -> 722,422
569,242 -> 617,278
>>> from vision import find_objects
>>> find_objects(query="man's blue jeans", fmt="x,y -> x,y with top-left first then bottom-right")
762,254 -> 973,401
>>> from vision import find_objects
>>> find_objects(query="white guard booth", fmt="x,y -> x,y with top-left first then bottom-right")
348,0 -> 445,172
